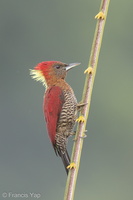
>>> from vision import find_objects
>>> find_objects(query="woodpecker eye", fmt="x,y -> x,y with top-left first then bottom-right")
55,65 -> 61,69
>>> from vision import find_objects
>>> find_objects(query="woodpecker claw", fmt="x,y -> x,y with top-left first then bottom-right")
84,67 -> 93,74
70,131 -> 76,136
77,102 -> 87,111
76,115 -> 85,123
64,131 -> 76,137
67,162 -> 76,169
95,11 -> 105,20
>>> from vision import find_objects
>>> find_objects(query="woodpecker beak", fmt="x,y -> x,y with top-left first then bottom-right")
66,63 -> 81,71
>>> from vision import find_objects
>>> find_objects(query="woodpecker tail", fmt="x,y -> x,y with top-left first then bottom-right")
59,150 -> 70,175
53,145 -> 70,175
60,150 -> 70,175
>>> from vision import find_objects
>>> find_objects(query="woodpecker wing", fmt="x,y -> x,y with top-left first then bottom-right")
43,86 -> 70,174
43,86 -> 65,146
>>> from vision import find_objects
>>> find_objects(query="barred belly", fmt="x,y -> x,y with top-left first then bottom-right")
55,90 -> 77,153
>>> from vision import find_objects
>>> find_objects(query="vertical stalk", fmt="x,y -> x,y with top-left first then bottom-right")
64,0 -> 110,200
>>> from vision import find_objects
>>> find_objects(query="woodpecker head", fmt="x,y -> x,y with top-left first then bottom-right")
30,61 -> 80,87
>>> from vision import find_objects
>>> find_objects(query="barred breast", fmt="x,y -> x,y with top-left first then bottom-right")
55,89 -> 77,153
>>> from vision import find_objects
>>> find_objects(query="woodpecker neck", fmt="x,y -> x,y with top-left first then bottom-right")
47,78 -> 72,91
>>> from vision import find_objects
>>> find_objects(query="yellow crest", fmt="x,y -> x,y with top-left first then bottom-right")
30,69 -> 47,87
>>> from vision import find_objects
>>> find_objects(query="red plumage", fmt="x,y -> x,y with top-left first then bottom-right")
43,86 -> 64,145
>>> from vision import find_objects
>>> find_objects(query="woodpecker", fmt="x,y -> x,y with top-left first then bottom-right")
30,61 -> 80,174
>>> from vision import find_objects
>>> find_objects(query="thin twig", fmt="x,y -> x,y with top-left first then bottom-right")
64,0 -> 110,199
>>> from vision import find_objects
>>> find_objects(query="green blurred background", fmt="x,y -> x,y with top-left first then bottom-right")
0,0 -> 133,199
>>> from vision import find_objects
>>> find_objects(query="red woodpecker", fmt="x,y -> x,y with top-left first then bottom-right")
30,61 -> 80,174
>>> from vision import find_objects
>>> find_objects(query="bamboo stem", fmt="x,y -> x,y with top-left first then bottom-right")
64,0 -> 110,200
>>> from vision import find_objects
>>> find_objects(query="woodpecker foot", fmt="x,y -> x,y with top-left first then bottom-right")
70,131 -> 76,136
64,131 -> 76,137
95,11 -> 105,20
84,67 -> 93,74
76,115 -> 85,123
67,162 -> 76,169
77,102 -> 87,111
